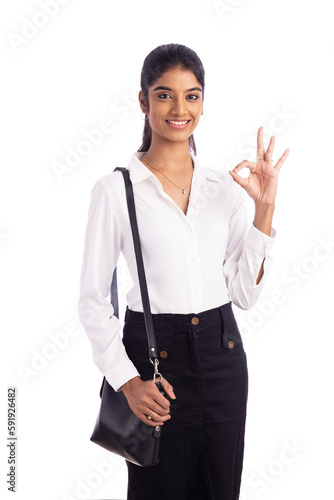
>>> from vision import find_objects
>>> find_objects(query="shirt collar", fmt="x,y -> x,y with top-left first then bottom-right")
126,151 -> 222,187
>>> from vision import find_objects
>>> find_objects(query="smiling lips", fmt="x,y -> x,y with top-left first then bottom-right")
166,119 -> 191,129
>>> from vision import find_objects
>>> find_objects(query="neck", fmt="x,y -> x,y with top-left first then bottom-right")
141,136 -> 194,173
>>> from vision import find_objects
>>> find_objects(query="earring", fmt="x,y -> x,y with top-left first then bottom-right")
141,112 -> 148,120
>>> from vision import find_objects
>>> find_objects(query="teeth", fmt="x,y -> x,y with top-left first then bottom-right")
167,120 -> 188,125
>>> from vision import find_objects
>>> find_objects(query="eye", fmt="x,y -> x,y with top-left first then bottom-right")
187,94 -> 200,100
158,93 -> 172,99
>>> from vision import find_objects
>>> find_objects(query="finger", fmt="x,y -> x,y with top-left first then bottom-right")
149,380 -> 171,411
265,135 -> 275,161
274,148 -> 290,172
149,409 -> 171,422
143,410 -> 170,426
257,126 -> 264,160
231,160 -> 256,175
144,414 -> 165,426
161,377 -> 176,400
150,399 -> 170,416
229,169 -> 249,190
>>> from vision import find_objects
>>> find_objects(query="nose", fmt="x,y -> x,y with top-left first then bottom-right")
171,96 -> 186,117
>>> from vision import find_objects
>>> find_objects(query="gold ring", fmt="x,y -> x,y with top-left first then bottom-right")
147,414 -> 153,420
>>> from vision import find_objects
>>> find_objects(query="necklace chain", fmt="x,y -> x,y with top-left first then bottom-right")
141,156 -> 193,194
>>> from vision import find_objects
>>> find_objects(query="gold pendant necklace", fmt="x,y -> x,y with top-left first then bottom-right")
141,156 -> 193,194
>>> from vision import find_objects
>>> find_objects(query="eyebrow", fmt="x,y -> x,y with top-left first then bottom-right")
152,85 -> 202,92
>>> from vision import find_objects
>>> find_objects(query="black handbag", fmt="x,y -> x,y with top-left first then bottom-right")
90,166 -> 169,467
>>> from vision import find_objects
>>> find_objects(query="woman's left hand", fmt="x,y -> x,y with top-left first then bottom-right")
229,127 -> 290,205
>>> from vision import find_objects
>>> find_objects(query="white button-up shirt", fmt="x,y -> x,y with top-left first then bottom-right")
78,151 -> 276,391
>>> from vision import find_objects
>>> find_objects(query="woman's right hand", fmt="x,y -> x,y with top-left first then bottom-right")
120,376 -> 176,427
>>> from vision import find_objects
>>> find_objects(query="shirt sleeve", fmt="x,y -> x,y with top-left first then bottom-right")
77,178 -> 141,392
222,181 -> 276,310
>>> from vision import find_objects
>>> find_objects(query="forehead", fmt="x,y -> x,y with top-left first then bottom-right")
150,66 -> 201,90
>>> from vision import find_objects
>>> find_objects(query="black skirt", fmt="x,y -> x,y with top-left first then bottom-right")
122,302 -> 248,500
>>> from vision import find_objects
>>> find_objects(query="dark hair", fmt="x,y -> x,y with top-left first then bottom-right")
137,43 -> 205,155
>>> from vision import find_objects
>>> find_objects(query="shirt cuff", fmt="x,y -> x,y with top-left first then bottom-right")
245,223 -> 276,257
104,359 -> 141,393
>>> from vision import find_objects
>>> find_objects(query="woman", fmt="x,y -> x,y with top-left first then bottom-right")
78,43 -> 290,500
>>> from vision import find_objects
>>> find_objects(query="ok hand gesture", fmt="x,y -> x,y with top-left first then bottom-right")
229,127 -> 290,205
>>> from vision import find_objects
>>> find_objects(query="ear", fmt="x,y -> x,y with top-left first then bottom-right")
138,90 -> 148,114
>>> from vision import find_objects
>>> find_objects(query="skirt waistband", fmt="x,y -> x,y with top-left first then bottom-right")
124,301 -> 234,330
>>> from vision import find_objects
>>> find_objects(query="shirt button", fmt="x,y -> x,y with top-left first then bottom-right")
186,226 -> 191,233
190,256 -> 196,262
194,287 -> 199,293
191,317 -> 199,325
160,350 -> 168,358
228,340 -> 234,349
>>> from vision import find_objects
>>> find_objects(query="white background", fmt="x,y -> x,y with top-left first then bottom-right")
1,1 -> 333,499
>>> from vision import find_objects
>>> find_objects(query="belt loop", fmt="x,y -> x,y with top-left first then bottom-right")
219,301 -> 233,329
218,305 -> 225,331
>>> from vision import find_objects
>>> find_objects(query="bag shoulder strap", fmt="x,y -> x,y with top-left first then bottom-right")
110,266 -> 119,319
111,167 -> 158,365
99,167 -> 158,396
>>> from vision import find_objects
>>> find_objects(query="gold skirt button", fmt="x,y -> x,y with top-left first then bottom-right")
160,350 -> 168,358
191,317 -> 199,325
228,340 -> 234,349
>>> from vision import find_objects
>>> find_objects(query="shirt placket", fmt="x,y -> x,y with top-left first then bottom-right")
183,221 -> 204,312
148,170 -> 205,313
